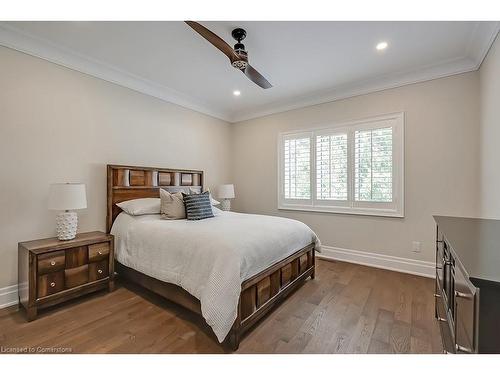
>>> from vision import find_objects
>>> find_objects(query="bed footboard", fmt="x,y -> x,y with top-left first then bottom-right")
225,243 -> 316,350
116,243 -> 315,352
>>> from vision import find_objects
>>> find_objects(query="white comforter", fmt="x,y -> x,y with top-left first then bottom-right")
111,210 -> 320,342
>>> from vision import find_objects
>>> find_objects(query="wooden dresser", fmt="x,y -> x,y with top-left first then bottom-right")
434,216 -> 500,353
18,231 -> 114,321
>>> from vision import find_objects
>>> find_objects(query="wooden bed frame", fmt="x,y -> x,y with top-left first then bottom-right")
106,164 -> 315,350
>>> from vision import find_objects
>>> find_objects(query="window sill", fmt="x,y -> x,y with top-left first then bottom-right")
278,204 -> 404,218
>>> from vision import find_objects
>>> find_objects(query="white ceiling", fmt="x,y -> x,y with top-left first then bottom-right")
0,21 -> 498,122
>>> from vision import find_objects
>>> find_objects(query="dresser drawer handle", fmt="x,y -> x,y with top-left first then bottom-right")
98,251 -> 103,255
97,269 -> 103,274
455,291 -> 472,299
50,282 -> 56,288
455,344 -> 473,353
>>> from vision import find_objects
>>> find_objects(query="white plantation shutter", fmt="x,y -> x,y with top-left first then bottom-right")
279,113 -> 404,217
283,136 -> 311,200
354,127 -> 393,202
316,133 -> 348,201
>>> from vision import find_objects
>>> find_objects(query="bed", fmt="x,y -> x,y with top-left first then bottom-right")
107,164 -> 319,350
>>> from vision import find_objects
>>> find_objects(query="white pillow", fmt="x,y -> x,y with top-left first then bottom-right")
189,187 -> 220,206
116,198 -> 160,216
212,206 -> 224,216
210,195 -> 221,206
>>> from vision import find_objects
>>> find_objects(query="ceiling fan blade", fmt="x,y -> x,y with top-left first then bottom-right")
243,65 -> 273,89
185,21 -> 239,62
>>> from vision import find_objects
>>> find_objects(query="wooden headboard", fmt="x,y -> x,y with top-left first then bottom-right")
106,164 -> 204,232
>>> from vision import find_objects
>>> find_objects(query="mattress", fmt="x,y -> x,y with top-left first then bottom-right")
111,209 -> 320,342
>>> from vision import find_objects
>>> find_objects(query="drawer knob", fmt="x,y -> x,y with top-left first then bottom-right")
97,269 -> 103,274
50,261 -> 56,266
50,282 -> 56,288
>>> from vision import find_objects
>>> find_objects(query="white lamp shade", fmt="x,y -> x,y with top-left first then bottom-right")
217,184 -> 235,199
48,183 -> 87,210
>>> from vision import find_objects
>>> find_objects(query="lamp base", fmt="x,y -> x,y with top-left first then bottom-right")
55,211 -> 78,240
220,199 -> 231,211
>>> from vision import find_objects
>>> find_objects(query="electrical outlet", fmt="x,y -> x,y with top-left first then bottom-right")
412,241 -> 421,253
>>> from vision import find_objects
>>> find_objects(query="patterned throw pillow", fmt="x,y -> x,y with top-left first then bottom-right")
189,187 -> 220,206
182,191 -> 214,220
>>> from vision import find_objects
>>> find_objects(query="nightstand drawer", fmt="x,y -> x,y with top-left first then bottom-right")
37,271 -> 64,298
88,242 -> 110,262
65,264 -> 89,289
89,260 -> 109,282
38,251 -> 65,274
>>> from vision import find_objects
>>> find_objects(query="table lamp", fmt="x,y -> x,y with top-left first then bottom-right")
217,184 -> 235,211
48,183 -> 87,240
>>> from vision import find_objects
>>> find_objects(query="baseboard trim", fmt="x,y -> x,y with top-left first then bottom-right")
0,284 -> 18,309
318,245 -> 435,278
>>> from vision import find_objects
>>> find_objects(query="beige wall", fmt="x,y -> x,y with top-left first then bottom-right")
231,72 -> 481,263
479,35 -> 500,219
0,46 -> 232,288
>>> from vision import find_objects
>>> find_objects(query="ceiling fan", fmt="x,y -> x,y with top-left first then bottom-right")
185,21 -> 273,89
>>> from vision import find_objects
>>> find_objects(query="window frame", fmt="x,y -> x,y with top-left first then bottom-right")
277,112 -> 405,218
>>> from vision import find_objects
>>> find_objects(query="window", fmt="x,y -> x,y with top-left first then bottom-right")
354,127 -> 393,202
316,132 -> 348,201
283,136 -> 311,200
278,113 -> 404,217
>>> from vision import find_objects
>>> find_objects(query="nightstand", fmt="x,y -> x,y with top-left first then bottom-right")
18,231 -> 114,321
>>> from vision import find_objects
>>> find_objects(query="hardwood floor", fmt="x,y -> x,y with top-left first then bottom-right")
0,259 -> 442,354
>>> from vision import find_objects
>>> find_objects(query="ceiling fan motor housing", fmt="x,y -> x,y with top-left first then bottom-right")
232,48 -> 248,68
232,59 -> 248,70
231,28 -> 249,70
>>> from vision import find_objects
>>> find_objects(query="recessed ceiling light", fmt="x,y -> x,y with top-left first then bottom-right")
376,41 -> 388,51
233,90 -> 241,96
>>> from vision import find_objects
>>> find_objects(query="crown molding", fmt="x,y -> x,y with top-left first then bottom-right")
0,22 -> 231,122
1,22 -> 498,124
465,21 -> 500,68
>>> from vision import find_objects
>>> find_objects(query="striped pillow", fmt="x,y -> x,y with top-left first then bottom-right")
182,191 -> 214,220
